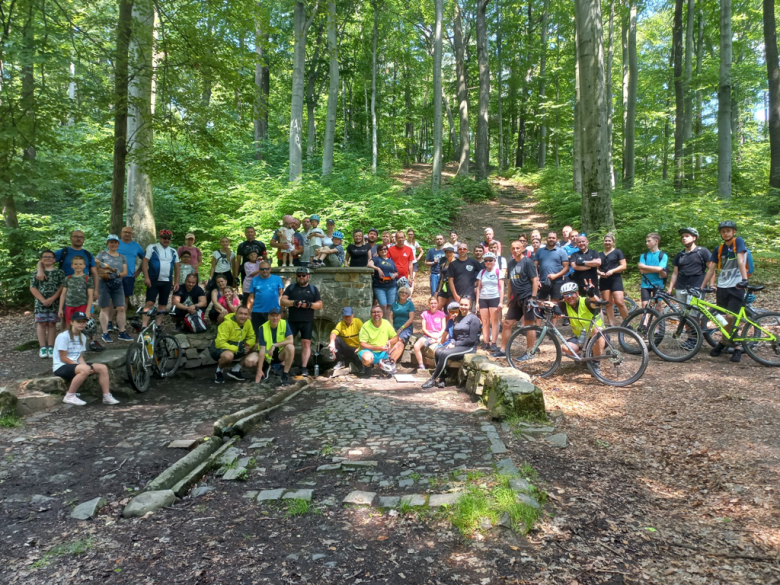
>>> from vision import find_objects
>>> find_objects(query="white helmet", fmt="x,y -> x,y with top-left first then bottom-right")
560,282 -> 578,295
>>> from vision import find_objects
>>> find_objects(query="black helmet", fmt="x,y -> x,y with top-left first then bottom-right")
679,227 -> 699,238
295,266 -> 310,275
718,221 -> 737,231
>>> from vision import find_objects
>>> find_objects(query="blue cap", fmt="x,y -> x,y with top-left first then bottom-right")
310,214 -> 321,221
342,307 -> 354,316
71,311 -> 89,321
332,231 -> 344,239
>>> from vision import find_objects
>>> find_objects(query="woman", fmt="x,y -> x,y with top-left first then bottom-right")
346,229 -> 373,268
391,285 -> 416,346
475,252 -> 503,352
208,275 -> 232,324
597,232 -> 628,325
422,297 -> 480,389
54,311 -> 120,406
488,240 -> 508,276
406,229 -> 424,293
210,237 -> 235,288
96,234 -> 129,342
436,245 -> 456,306
413,297 -> 447,371
371,245 -> 398,319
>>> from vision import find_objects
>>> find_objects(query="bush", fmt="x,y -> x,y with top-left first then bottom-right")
448,175 -> 495,203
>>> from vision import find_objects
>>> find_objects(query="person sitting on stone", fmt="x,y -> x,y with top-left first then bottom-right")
171,273 -> 208,330
314,230 -> 345,267
413,296 -> 447,371
211,305 -> 259,384
358,305 -> 401,375
422,297 -> 480,389
328,306 -> 365,373
254,307 -> 295,386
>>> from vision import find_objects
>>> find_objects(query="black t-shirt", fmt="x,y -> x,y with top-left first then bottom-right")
174,285 -> 206,307
507,257 -> 538,299
568,248 -> 600,288
673,246 -> 710,289
599,249 -> 625,274
447,258 -> 483,298
237,239 -> 267,274
283,283 -> 321,322
347,243 -> 372,267
426,248 -> 446,275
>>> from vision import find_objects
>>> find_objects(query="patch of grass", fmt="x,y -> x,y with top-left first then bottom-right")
504,411 -> 549,426
33,538 -> 94,568
14,340 -> 40,352
284,498 -> 319,517
519,463 -> 538,481
246,458 -> 257,470
320,444 -> 334,457
410,472 -> 421,482
0,414 -> 23,429
399,501 -> 415,515
466,469 -> 485,481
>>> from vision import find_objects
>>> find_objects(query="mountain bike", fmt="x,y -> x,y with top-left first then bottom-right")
505,299 -> 649,387
697,292 -> 768,348
619,286 -> 681,354
646,285 -> 780,365
125,307 -> 182,392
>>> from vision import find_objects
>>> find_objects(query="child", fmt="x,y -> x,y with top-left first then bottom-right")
53,311 -> 120,406
309,227 -> 328,266
413,296 -> 447,371
58,255 -> 94,326
30,249 -> 65,358
179,250 -> 197,284
242,250 -> 262,295
279,217 -> 296,267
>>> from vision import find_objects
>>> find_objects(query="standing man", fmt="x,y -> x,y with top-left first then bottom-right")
367,228 -> 380,256
534,232 -> 569,301
141,229 -> 180,327
447,243 -> 483,304
425,234 -> 447,295
328,307 -> 365,372
211,305 -> 259,384
388,231 -> 414,279
492,240 -> 539,359
247,259 -> 285,335
177,233 -> 203,274
254,308 -> 295,385
667,227 -> 710,302
568,234 -> 601,293
234,226 -> 268,288
280,266 -> 323,377
39,230 -> 98,284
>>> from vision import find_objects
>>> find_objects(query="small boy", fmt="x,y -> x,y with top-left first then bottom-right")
242,250 -> 262,295
58,256 -> 94,326
179,250 -> 197,284
30,249 -> 65,358
279,217 -> 296,267
309,227 -> 328,266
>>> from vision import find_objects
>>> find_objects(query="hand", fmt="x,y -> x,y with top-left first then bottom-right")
144,277 -> 151,287
58,310 -> 64,318
189,306 -> 196,314
576,258 -> 586,267
328,342 -> 336,353
738,279 -> 750,288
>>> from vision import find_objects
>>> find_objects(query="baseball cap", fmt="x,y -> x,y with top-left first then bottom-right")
447,302 -> 460,311
482,252 -> 496,260
342,307 -> 354,316
185,232 -> 195,239
268,307 -> 281,315
326,219 -> 335,225
107,234 -> 119,242
443,244 -> 456,252
71,311 -> 89,322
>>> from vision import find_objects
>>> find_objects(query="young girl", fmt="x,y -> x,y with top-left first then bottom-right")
413,297 -> 447,371
214,285 -> 240,324
279,217 -> 296,267
242,250 -> 262,295
54,311 -> 119,406
58,255 -> 94,326
30,249 -> 65,358
179,251 -> 197,284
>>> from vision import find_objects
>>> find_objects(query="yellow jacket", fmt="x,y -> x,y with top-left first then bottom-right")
214,313 -> 256,352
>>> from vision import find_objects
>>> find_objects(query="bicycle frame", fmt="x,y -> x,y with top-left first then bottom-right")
684,292 -> 777,344
133,308 -> 165,370
531,306 -> 609,363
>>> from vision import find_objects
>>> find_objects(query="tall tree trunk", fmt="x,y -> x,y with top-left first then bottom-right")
20,7 -> 35,162
555,72 -> 560,167
432,0 -> 443,189
111,0 -> 133,235
623,0 -> 636,188
322,0 -> 339,175
444,88 -> 456,162
764,0 -> 780,207
621,6 -> 627,175
289,0 -> 317,182
718,0 -> 732,198
453,0 -> 470,175
475,0 -> 490,180
306,24 -> 323,159
695,9 -> 703,173
606,0 -> 614,183
683,0 -> 694,180
575,0 -> 615,231
371,0 -> 378,173
573,24 -> 582,192
537,0 -> 548,168
497,1 -> 504,171
254,13 -> 267,160
663,44 -> 673,180
126,0 -> 156,246
672,0 -> 684,189
404,62 -> 413,166
343,79 -> 349,148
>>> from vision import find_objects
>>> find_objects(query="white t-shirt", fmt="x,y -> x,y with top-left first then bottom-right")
145,243 -> 178,282
212,249 -> 234,273
495,256 -> 508,279
477,268 -> 502,300
53,331 -> 87,372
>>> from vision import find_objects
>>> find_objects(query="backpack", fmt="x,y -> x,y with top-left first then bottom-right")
59,247 -> 94,271
717,243 -> 754,277
183,309 -> 207,333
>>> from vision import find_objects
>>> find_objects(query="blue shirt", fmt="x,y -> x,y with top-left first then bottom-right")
563,243 -> 579,276
249,274 -> 284,313
391,299 -> 415,330
117,241 -> 145,277
639,250 -> 668,289
372,257 -> 398,288
54,247 -> 96,276
535,246 -> 569,280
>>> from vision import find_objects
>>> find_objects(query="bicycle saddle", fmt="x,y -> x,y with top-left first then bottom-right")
746,285 -> 764,292
591,299 -> 609,307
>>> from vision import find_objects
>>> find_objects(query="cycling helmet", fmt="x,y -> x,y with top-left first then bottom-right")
482,252 -> 496,260
296,266 -> 310,275
84,318 -> 99,337
397,277 -> 410,288
309,214 -> 321,222
332,230 -> 344,240
679,227 -> 699,238
561,282 -> 579,295
718,221 -> 737,231
159,229 -> 173,238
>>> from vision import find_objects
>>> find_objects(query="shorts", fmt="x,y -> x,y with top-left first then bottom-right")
420,335 -> 441,348
398,326 -> 413,343
567,330 -> 589,349
506,297 -> 535,322
640,288 -> 655,303
374,286 -> 397,306
209,345 -> 251,362
145,280 -> 173,306
538,278 -> 565,301
437,289 -> 452,301
412,262 -> 419,272
358,349 -> 389,364
478,297 -> 501,309
716,286 -> 744,314
289,320 -> 314,341
64,305 -> 87,325
598,276 -> 624,293
35,312 -> 59,323
122,276 -> 137,297
54,362 -> 93,380
99,281 -> 126,308
251,312 -> 269,336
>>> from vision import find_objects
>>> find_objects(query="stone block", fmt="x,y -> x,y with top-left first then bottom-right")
516,492 -> 541,509
187,336 -> 212,350
546,433 -> 568,448
377,496 -> 400,508
199,350 -> 216,366
317,463 -> 341,472
485,370 -> 546,421
342,460 -> 378,469
399,494 -> 427,507
89,350 -> 127,368
185,348 -> 200,360
70,497 -> 107,520
428,492 -> 462,507
222,467 -> 247,481
175,334 -> 190,349
0,388 -> 18,417
282,489 -> 313,501
123,490 -> 176,517
496,458 -> 520,476
334,273 -> 360,282
167,439 -> 200,449
462,354 -> 489,368
342,491 -> 377,506
16,392 -> 60,416
184,359 -> 201,369
257,488 -> 285,502
20,377 -> 67,395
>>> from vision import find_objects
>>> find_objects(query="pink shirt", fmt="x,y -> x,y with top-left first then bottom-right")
218,295 -> 240,310
177,245 -> 203,267
421,310 -> 446,337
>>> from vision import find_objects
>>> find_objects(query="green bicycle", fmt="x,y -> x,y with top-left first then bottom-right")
646,285 -> 780,365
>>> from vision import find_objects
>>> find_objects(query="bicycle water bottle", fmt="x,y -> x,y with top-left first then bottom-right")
715,314 -> 728,327
143,333 -> 154,357
314,364 -> 320,377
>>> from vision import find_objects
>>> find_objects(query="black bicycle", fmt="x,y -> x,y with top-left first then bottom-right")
619,286 -> 681,354
125,307 -> 182,392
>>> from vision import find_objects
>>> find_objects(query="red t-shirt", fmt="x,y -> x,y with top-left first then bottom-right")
388,244 -> 414,278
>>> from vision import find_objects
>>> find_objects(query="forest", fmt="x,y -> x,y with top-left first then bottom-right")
2,0 -> 780,303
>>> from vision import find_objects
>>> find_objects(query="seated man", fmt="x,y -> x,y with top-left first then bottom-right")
328,306 -> 365,372
254,308 -> 295,385
558,281 -> 605,371
171,273 -> 208,330
210,306 -> 259,384
358,305 -> 400,374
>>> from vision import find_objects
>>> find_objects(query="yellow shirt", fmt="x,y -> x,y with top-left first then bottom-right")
359,319 -> 396,347
332,318 -> 364,349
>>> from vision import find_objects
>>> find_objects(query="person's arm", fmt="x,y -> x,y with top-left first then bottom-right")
702,262 -> 718,288
58,282 -> 67,317
497,276 -> 504,307
328,328 -> 339,353
550,261 -> 569,280
272,334 -> 295,349
475,277 -> 482,307
399,310 -> 415,333
87,282 -> 94,312
667,266 -> 679,293
142,257 -> 151,286
607,258 -> 627,277
424,251 -> 436,267
247,293 -> 255,311
232,247 -> 241,279
210,254 -> 217,278
448,275 -> 459,302
173,295 -> 188,312
196,294 -> 208,309
214,323 -> 238,352
455,315 -> 481,346
531,276 -> 540,298
414,246 -> 424,263
36,260 -> 46,281
280,294 -> 294,308
90,266 -> 100,300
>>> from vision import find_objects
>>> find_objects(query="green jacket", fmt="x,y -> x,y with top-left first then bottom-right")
214,313 -> 256,352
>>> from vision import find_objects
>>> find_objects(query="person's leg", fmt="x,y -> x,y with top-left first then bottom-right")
389,339 -> 404,361
36,322 -> 47,350
430,274 -> 440,296
612,290 -> 628,322
334,337 -> 358,366
479,307 -> 491,348
91,363 -> 112,395
601,289 -> 614,325
66,364 -> 92,394
500,319 -> 517,352
242,352 -> 259,370
142,284 -> 157,327
115,306 -> 127,333
156,282 -> 172,326
46,322 -> 57,347
489,306 -> 500,346
282,345 -> 294,372
99,304 -> 110,334
254,349 -> 267,383
413,337 -> 427,368
300,339 -> 311,370
360,350 -> 375,367
217,350 -> 235,372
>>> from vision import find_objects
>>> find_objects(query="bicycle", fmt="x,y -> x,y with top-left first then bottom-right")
505,299 -> 649,387
619,286 -> 681,354
125,307 -> 182,392
697,292 -> 768,348
646,285 -> 780,365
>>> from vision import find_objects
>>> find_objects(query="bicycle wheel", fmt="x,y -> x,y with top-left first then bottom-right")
153,335 -> 182,378
647,312 -> 703,362
740,311 -> 780,366
126,342 -> 151,393
506,326 -> 561,378
620,307 -> 662,354
699,308 -> 729,348
585,326 -> 648,387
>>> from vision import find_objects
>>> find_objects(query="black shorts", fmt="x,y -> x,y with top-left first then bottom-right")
640,288 -> 654,303
251,312 -> 269,336
209,345 -> 248,362
53,362 -> 93,380
289,320 -> 314,341
599,276 -> 624,293
506,297 -> 534,322
145,281 -> 173,306
538,278 -> 565,301
479,297 -> 501,309
716,287 -> 744,313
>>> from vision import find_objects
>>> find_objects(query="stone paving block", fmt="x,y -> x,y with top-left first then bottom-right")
236,457 -> 253,468
516,492 -> 541,509
509,477 -> 531,493
377,495 -> 400,508
399,494 -> 427,507
496,458 -> 520,476
342,491 -> 378,506
317,463 -> 341,472
167,439 -> 199,449
257,488 -> 285,502
546,433 -> 568,448
70,497 -> 106,520
428,492 -> 463,507
217,447 -> 241,466
123,490 -> 176,518
282,489 -> 314,501
222,467 -> 247,481
489,439 -> 508,454
192,487 -> 215,498
342,460 -> 378,469
398,479 -> 414,488
249,438 -> 275,449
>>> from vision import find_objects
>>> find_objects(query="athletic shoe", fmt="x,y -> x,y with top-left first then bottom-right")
214,371 -> 225,384
709,342 -> 725,357
379,358 -> 397,374
107,321 -> 115,331
358,365 -> 368,376
300,367 -> 310,378
63,393 -> 86,406
591,363 -> 602,378
418,365 -> 427,371
490,349 -> 506,358
102,393 -> 120,405
334,361 -> 345,370
517,352 -> 535,362
47,346 -> 54,357
421,378 -> 436,389
730,349 -> 743,363
101,333 -> 113,343
89,341 -> 105,352
226,369 -> 247,382
280,372 -> 291,386
436,379 -> 446,388
118,331 -> 133,342
39,347 -> 47,359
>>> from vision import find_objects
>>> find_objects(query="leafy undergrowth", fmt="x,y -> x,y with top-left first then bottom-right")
0,413 -> 23,429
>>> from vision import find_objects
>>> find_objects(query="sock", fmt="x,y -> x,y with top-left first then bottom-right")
231,364 -> 241,372
215,366 -> 221,372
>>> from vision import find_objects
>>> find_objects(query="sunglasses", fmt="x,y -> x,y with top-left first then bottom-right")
259,267 -> 270,271
562,292 -> 577,298
484,259 -> 495,262
297,274 -> 309,277
160,236 -> 171,240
